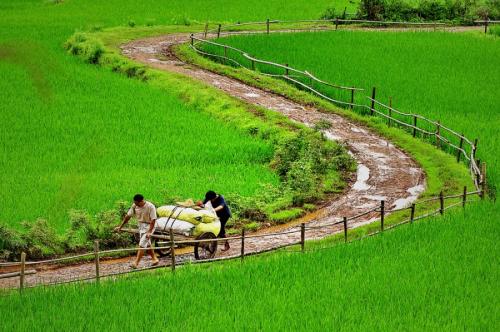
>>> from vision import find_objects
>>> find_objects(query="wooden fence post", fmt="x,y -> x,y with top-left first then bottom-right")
190,34 -> 194,46
300,223 -> 305,252
439,191 -> 444,215
203,22 -> 208,39
19,252 -> 26,292
388,97 -> 392,127
472,138 -> 478,159
217,24 -> 221,38
457,135 -> 464,162
285,63 -> 289,76
462,186 -> 467,208
350,89 -> 354,110
343,217 -> 348,243
241,229 -> 245,261
481,162 -> 487,199
266,18 -> 270,34
380,200 -> 385,231
94,240 -> 100,283
436,121 -> 441,148
251,59 -> 255,71
410,204 -> 415,224
484,17 -> 489,34
370,87 -> 376,115
170,229 -> 176,272
335,18 -> 339,30
413,115 -> 417,137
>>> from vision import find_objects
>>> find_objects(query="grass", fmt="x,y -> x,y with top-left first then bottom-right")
0,0 -> 352,232
1,202 -> 497,331
200,30 -> 500,192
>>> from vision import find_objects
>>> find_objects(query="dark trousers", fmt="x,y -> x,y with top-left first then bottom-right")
219,216 -> 229,238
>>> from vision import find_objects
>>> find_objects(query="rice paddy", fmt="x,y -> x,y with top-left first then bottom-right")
204,30 -> 500,189
0,0 -> 348,232
1,202 -> 497,331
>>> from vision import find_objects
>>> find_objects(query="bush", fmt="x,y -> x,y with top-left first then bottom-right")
320,7 -> 337,20
358,0 -> 386,20
356,0 -> 500,22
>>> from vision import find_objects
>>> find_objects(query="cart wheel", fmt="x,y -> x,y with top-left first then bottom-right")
153,239 -> 171,258
194,232 -> 218,260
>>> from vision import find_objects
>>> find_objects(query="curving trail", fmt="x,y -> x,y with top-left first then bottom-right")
0,32 -> 426,288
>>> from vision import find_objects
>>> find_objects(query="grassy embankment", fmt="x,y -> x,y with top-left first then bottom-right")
1,202 -> 498,331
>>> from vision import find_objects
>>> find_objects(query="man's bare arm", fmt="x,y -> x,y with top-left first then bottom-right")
115,215 -> 132,231
146,219 -> 156,238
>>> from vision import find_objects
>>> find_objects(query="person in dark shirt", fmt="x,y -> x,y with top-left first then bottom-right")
199,190 -> 232,251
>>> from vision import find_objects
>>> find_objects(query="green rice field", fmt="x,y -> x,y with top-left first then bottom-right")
1,202 -> 498,331
0,0 -> 346,231
205,30 -> 500,189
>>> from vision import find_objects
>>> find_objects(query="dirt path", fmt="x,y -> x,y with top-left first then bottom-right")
0,32 -> 426,289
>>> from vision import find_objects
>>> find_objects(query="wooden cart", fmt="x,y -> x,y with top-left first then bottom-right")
120,228 -> 218,260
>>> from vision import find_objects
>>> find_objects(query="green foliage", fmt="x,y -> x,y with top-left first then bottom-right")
269,208 -> 305,223
489,24 -> 500,36
357,0 -> 499,21
127,20 -> 136,28
64,33 -> 104,63
313,119 -> 332,130
320,6 -> 337,19
358,0 -> 386,20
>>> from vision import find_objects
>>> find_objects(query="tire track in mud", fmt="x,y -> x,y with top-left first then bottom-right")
0,32 -> 426,288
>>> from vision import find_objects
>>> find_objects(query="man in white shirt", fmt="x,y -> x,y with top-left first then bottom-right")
115,194 -> 159,268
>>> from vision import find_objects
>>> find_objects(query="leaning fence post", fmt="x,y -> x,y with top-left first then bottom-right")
217,24 -> 221,38
462,186 -> 467,208
94,240 -> 100,283
380,200 -> 385,231
370,87 -> 376,115
343,217 -> 348,242
170,229 -> 176,272
481,162 -> 487,199
457,135 -> 464,162
241,229 -> 245,261
19,252 -> 26,292
203,22 -> 208,39
300,223 -> 305,252
410,204 -> 415,224
413,115 -> 417,137
388,97 -> 393,127
251,59 -> 255,71
439,191 -> 444,215
285,63 -> 289,76
266,18 -> 270,34
350,89 -> 354,110
436,121 -> 441,148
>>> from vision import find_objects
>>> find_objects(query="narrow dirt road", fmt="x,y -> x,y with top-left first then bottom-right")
0,32 -> 426,289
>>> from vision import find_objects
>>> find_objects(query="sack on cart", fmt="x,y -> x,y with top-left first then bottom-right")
157,205 -> 218,224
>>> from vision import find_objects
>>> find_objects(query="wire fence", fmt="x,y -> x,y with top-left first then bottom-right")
189,19 -> 486,193
0,19 -> 490,290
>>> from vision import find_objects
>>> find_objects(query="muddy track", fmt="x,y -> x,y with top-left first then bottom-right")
0,32 -> 426,288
